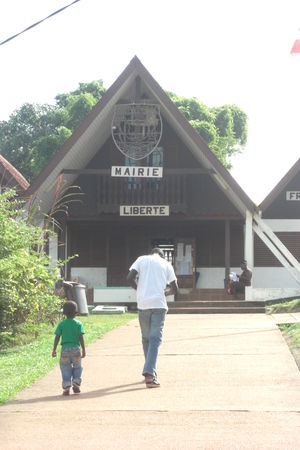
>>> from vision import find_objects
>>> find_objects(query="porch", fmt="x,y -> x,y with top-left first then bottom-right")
90,287 -> 265,314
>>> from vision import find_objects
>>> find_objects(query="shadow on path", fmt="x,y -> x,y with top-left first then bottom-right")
3,381 -> 145,406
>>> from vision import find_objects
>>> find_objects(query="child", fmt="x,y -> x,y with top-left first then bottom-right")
52,301 -> 86,395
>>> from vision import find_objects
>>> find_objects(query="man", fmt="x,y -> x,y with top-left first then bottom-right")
230,259 -> 252,295
127,247 -> 178,388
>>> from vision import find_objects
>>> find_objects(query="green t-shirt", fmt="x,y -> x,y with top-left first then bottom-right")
55,318 -> 85,349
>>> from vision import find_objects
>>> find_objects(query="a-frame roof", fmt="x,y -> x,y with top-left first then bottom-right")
0,154 -> 29,192
260,157 -> 300,212
25,56 -> 256,216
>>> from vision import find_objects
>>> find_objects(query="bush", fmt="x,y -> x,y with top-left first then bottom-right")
0,189 -> 61,336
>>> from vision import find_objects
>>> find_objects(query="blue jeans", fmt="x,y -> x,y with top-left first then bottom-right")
60,347 -> 82,388
138,308 -> 166,377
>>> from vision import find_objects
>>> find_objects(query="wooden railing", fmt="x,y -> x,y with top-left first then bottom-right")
96,174 -> 187,213
62,168 -> 213,216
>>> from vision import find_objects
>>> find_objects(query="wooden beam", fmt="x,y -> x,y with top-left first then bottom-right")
254,213 -> 300,272
253,222 -> 300,285
66,213 -> 242,221
61,168 -> 215,175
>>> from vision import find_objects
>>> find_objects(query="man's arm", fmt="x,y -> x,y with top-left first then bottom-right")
126,269 -> 138,290
165,280 -> 178,297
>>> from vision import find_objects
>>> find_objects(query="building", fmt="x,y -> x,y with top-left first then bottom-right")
251,158 -> 300,300
0,155 -> 29,193
24,57 -> 300,304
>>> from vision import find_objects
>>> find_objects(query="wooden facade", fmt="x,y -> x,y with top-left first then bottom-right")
67,220 -> 245,287
60,118 -> 245,288
25,57 -> 257,294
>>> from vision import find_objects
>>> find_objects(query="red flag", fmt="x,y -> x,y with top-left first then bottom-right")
291,29 -> 300,54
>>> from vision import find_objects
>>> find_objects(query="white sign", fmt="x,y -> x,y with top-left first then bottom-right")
120,205 -> 169,216
111,166 -> 163,177
286,191 -> 300,201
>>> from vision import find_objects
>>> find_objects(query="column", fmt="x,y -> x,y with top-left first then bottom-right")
225,220 -> 230,279
244,210 -> 254,268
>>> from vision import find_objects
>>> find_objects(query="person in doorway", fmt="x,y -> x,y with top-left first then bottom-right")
127,247 -> 178,388
229,259 -> 252,295
52,301 -> 86,395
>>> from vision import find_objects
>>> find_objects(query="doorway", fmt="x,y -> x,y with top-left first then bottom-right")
151,238 -> 175,265
174,238 -> 196,289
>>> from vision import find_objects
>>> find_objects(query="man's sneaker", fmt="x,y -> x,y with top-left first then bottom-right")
143,371 -> 157,382
72,382 -> 81,394
145,375 -> 160,388
62,387 -> 70,396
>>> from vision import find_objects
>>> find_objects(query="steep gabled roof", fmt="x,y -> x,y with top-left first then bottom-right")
25,56 -> 255,216
0,155 -> 29,192
260,157 -> 300,211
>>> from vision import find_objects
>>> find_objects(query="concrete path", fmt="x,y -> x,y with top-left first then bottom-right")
0,314 -> 300,450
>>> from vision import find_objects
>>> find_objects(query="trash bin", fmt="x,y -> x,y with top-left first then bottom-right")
63,281 -> 88,315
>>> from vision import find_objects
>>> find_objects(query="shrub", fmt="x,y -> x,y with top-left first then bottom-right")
0,189 -> 61,336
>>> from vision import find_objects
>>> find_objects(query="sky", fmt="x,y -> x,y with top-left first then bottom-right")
0,0 -> 300,205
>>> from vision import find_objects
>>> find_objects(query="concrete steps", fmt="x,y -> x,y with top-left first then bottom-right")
168,293 -> 266,314
176,289 -> 244,301
169,300 -> 263,308
168,305 -> 266,314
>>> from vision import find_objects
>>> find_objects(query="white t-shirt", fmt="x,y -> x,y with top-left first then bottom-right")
130,254 -> 177,310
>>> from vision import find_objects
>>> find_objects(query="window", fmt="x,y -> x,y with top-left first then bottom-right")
125,147 -> 164,190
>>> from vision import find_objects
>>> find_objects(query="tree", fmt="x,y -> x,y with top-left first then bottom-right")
0,103 -> 67,181
0,81 -> 105,181
167,93 -> 248,168
0,80 -> 247,181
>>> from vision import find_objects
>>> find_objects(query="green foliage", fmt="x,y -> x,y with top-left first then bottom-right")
167,92 -> 248,168
0,81 -> 105,182
266,298 -> 300,314
284,322 -> 300,347
55,81 -> 105,108
65,93 -> 98,130
189,120 -> 217,147
0,103 -> 66,181
0,190 -> 62,334
30,126 -> 72,180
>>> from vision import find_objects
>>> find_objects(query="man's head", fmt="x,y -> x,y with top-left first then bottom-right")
63,301 -> 78,318
240,259 -> 247,270
151,247 -> 165,259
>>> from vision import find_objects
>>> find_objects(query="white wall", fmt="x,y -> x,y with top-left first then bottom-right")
196,267 -> 300,289
246,287 -> 300,301
196,267 -> 239,288
94,287 -> 174,303
69,265 -> 300,292
49,234 -> 58,263
70,267 -> 107,288
252,267 -> 299,288
263,219 -> 300,232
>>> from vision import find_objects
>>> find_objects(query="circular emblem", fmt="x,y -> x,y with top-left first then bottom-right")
111,103 -> 163,160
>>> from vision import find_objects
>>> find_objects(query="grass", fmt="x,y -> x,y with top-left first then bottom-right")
266,298 -> 300,314
0,313 -> 137,404
280,322 -> 300,345
280,322 -> 300,371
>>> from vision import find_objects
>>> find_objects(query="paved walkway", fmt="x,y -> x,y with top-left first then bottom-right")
270,311 -> 300,325
0,313 -> 300,450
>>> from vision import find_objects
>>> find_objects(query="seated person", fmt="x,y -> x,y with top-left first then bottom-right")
227,260 -> 252,295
